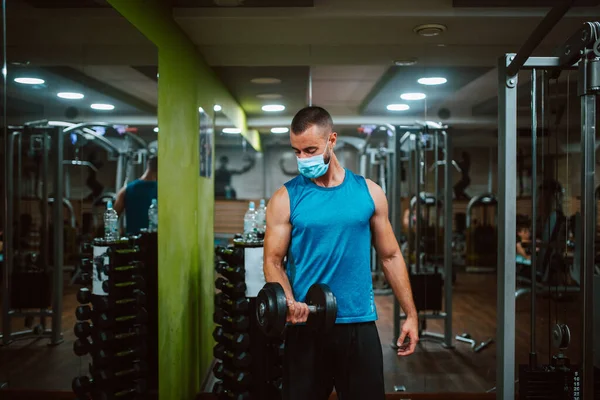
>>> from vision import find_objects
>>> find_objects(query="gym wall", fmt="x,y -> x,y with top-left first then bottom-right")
106,1 -> 247,399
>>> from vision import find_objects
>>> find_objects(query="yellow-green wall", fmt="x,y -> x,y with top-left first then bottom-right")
106,1 -> 249,398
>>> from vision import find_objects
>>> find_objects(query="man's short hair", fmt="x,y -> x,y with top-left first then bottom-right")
291,106 -> 333,135
148,155 -> 158,172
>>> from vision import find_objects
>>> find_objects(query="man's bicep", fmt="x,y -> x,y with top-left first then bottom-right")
264,187 -> 292,263
367,180 -> 400,258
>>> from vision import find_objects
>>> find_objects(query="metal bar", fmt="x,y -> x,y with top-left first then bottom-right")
434,133 -> 440,271
530,69 -> 538,368
51,127 -> 64,345
497,54 -> 518,400
116,154 -> 124,191
580,60 -> 596,400
308,67 -> 313,107
505,0 -> 574,77
415,134 -> 422,273
40,132 -> 49,332
487,146 -> 493,193
522,56 -> 579,70
443,131 -> 454,348
2,131 -> 15,345
392,128 -> 403,347
15,133 -> 21,256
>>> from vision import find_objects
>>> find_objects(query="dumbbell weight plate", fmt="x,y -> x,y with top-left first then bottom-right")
256,283 -> 287,337
306,283 -> 337,334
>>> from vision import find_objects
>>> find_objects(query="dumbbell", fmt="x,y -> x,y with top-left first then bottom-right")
72,376 -> 94,396
80,258 -> 93,273
213,380 -> 250,400
94,345 -> 147,368
256,282 -> 337,337
97,307 -> 148,329
76,305 -> 95,321
215,246 -> 244,266
74,337 -> 99,356
216,261 -> 245,283
92,361 -> 148,384
215,292 -> 249,314
215,277 -> 246,297
77,288 -> 92,305
212,326 -> 250,351
97,380 -> 147,400
97,326 -> 148,346
106,245 -> 140,256
270,377 -> 283,392
212,362 -> 251,387
213,308 -> 249,332
213,344 -> 252,368
74,321 -> 94,339
102,275 -> 146,294
92,290 -> 146,312
102,261 -> 144,276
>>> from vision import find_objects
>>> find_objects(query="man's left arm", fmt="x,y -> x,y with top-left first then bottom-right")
366,179 -> 419,356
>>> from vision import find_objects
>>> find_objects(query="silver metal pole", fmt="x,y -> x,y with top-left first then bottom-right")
308,67 -> 313,107
579,57 -> 596,400
116,154 -> 124,192
443,132 -> 454,348
497,54 -> 518,400
488,146 -> 493,193
415,134 -> 422,273
40,132 -> 49,332
529,69 -> 538,367
51,127 -> 64,345
434,133 -> 440,270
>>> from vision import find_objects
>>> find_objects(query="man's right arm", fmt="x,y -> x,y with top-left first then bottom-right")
263,186 -> 309,324
113,187 -> 126,216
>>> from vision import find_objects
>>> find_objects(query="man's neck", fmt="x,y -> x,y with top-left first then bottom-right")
312,156 -> 344,188
141,171 -> 157,181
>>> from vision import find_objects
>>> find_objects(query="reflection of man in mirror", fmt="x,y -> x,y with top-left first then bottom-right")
453,151 -> 471,200
214,154 -> 255,199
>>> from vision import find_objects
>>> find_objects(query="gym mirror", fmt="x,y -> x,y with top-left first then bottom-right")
0,1 -> 158,394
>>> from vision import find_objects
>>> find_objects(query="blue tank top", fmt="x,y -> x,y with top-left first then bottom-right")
125,179 -> 158,235
284,169 -> 377,324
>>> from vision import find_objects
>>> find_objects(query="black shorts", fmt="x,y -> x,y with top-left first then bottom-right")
282,322 -> 385,400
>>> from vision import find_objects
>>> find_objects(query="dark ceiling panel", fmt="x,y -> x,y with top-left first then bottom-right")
213,66 -> 309,118
453,0 -> 599,6
21,0 -> 312,8
132,66 -> 159,82
361,66 -> 492,117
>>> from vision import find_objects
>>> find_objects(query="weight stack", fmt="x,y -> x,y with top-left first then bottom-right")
72,233 -> 158,399
213,240 -> 284,400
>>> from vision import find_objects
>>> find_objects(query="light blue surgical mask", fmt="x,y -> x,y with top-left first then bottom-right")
297,141 -> 330,179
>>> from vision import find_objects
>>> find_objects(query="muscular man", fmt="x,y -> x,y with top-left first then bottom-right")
264,107 -> 419,400
114,155 -> 157,234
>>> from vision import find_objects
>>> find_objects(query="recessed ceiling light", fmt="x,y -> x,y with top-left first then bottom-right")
213,105 -> 222,112
271,127 -> 289,134
262,104 -> 285,112
90,103 -> 115,111
223,128 -> 241,134
413,24 -> 447,37
57,92 -> 84,100
154,127 -> 159,133
257,93 -> 283,100
199,107 -> 204,113
386,104 -> 410,111
400,93 -> 426,101
14,77 -> 45,85
394,59 -> 418,66
251,77 -> 282,85
418,77 -> 447,85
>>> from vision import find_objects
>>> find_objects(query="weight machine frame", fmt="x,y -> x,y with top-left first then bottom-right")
391,123 -> 454,350
497,10 -> 598,399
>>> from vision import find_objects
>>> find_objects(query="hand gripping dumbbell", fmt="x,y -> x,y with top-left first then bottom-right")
213,308 -> 249,332
215,277 -> 246,298
213,362 -> 252,387
212,326 -> 250,351
215,292 -> 249,314
213,343 -> 252,369
256,282 -> 337,337
213,380 -> 250,400
216,261 -> 245,283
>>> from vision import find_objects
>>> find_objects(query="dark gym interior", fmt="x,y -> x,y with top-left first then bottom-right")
1,1 -> 599,399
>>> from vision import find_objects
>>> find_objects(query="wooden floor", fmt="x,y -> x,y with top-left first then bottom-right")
0,271 -> 584,394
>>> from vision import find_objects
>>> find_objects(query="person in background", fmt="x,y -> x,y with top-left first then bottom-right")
516,221 -> 532,265
114,155 -> 158,234
214,154 -> 255,199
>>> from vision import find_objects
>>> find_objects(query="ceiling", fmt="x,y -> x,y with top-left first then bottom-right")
4,0 -> 600,148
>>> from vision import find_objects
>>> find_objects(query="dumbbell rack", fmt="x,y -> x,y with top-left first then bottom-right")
213,240 -> 284,400
72,231 -> 158,399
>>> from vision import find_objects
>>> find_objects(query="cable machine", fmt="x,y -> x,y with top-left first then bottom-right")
497,9 -> 599,399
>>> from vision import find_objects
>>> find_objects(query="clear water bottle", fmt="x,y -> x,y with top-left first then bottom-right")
256,199 -> 267,236
104,200 -> 119,241
243,201 -> 257,242
148,198 -> 158,232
